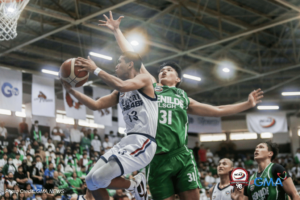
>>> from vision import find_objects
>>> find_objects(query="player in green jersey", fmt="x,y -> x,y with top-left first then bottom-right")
232,142 -> 300,200
99,12 -> 264,200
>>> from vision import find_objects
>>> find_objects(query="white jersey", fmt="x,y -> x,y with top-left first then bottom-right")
77,195 -> 85,200
119,89 -> 158,138
211,183 -> 234,200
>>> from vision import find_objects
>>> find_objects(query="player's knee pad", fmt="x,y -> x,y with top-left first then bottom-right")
91,168 -> 113,189
86,173 -> 99,191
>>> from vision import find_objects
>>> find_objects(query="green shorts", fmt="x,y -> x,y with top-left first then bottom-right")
146,146 -> 202,200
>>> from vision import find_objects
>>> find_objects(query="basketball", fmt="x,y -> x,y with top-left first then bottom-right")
60,58 -> 89,87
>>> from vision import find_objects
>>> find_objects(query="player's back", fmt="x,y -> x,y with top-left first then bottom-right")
119,89 -> 158,137
154,83 -> 190,154
211,183 -> 234,200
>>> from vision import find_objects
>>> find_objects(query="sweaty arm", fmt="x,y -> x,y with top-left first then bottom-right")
187,97 -> 252,117
68,89 -> 118,111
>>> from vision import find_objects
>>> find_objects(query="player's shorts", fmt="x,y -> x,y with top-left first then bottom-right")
146,146 -> 202,200
100,132 -> 157,176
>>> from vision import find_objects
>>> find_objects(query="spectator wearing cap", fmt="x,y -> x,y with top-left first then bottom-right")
51,125 -> 65,147
0,170 -> 4,196
3,158 -> 17,176
19,118 -> 29,140
0,154 -> 7,168
0,122 -> 8,140
12,154 -> 22,169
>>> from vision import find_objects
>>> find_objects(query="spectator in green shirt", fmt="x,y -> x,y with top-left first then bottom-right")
244,155 -> 254,167
81,132 -> 91,150
77,166 -> 87,180
69,172 -> 84,194
8,146 -> 18,159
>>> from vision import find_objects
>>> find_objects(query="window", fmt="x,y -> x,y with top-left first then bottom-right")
261,132 -> 273,139
230,132 -> 257,140
0,109 -> 11,116
200,134 -> 226,142
78,118 -> 104,129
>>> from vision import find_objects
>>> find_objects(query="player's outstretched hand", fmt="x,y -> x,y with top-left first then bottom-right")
76,56 -> 98,73
248,88 -> 264,107
231,185 -> 244,200
99,11 -> 124,31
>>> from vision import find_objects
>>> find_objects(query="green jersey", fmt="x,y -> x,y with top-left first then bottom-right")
246,163 -> 288,200
154,83 -> 190,154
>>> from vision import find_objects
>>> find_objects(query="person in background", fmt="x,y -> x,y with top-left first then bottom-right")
193,142 -> 200,164
77,166 -> 87,180
0,170 -> 4,196
13,154 -> 22,169
93,129 -> 100,142
52,124 -> 65,147
198,144 -> 207,163
30,120 -> 42,142
2,158 -> 17,176
0,147 -> 8,159
102,135 -> 113,153
8,146 -> 18,159
45,138 -> 55,152
107,131 -> 116,145
81,131 -> 92,150
0,122 -> 8,140
19,118 -> 29,140
40,132 -> 49,145
4,172 -> 16,191
204,171 -> 215,188
14,135 -> 22,145
57,142 -> 65,155
69,172 -> 84,194
32,158 -> 44,185
70,124 -> 83,150
0,154 -> 7,168
244,155 -> 254,167
31,140 -> 39,152
26,145 -> 35,156
206,148 -> 214,163
79,153 -> 90,172
91,135 -> 101,153
14,165 -> 29,189
44,162 -> 55,180
24,184 -> 34,200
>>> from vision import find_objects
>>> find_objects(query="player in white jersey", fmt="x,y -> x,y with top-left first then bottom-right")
209,158 -> 239,200
61,51 -> 157,200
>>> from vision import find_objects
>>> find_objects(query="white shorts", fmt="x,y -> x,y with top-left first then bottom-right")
100,133 -> 157,176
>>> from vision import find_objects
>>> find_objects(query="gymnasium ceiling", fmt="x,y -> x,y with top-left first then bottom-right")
1,0 -> 300,115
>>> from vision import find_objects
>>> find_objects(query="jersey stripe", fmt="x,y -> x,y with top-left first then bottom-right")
184,145 -> 200,188
130,139 -> 150,156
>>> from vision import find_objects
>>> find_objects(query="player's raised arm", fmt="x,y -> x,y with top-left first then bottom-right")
99,11 -> 157,83
61,80 -> 118,111
75,56 -> 152,93
187,89 -> 263,117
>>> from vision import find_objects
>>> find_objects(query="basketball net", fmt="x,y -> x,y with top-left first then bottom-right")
0,0 -> 29,41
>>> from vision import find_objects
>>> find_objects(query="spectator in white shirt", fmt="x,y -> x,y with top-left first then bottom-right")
0,122 -> 7,140
291,164 -> 300,179
51,125 -> 65,146
108,131 -> 117,145
41,132 -> 49,145
206,148 -> 214,163
26,145 -> 35,156
204,172 -> 215,188
45,138 -> 55,152
70,124 -> 83,145
57,142 -> 65,155
13,154 -> 22,168
0,170 -> 4,196
0,154 -> 7,168
91,136 -> 101,153
14,135 -> 22,145
103,136 -> 113,152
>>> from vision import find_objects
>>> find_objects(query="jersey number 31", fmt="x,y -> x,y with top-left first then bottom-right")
159,110 -> 172,125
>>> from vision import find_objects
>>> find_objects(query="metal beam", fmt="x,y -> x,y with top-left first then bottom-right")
188,63 -> 300,96
0,0 -> 135,57
144,14 -> 300,66
273,0 -> 300,12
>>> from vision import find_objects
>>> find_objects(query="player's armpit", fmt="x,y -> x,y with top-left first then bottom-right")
140,63 -> 157,83
94,90 -> 119,110
282,178 -> 300,200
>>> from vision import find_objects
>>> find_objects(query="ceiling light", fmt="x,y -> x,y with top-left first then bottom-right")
42,69 -> 59,76
282,92 -> 300,96
257,106 -> 279,110
130,41 -> 139,46
0,109 -> 11,115
7,7 -> 15,13
222,68 -> 230,73
56,110 -> 66,114
89,52 -> 112,60
183,74 -> 201,81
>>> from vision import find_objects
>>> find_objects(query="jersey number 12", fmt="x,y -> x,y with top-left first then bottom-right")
159,110 -> 172,125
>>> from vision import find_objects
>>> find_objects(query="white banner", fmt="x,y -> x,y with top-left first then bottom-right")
246,112 -> 288,134
63,87 -> 86,120
31,75 -> 55,117
93,87 -> 112,126
188,115 -> 222,133
0,68 -> 22,112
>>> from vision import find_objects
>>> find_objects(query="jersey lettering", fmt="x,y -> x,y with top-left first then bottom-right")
158,95 -> 184,109
121,94 -> 143,111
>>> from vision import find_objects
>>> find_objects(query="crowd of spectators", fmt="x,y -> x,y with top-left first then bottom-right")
1,120 -> 300,200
